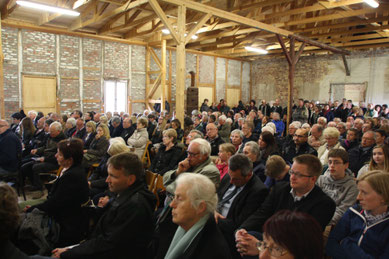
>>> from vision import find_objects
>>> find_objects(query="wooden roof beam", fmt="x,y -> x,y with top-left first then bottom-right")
149,0 -> 179,44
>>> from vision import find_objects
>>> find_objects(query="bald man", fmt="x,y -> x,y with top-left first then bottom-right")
0,120 -> 22,176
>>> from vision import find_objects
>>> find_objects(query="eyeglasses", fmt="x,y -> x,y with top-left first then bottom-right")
328,160 -> 343,165
288,169 -> 313,178
293,134 -> 306,138
187,151 -> 201,157
256,241 -> 288,257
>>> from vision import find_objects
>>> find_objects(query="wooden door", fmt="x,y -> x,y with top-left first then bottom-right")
226,87 -> 241,108
23,76 -> 57,115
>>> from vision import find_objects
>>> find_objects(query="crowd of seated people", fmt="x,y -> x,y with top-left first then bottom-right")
1,97 -> 389,258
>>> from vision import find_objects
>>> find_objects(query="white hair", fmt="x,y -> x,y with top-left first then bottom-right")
245,141 -> 260,158
219,115 -> 227,121
230,129 -> 244,139
266,122 -> 276,133
28,110 -> 37,117
225,118 -> 233,125
176,173 -> 218,215
261,125 -> 275,135
190,138 -> 211,157
318,117 -> 327,124
50,121 -> 62,132
290,121 -> 302,129
66,117 -> 76,127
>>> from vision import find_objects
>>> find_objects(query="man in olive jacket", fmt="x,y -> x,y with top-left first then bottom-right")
53,152 -> 156,259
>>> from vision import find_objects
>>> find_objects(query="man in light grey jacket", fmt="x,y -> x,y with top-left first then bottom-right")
316,149 -> 358,226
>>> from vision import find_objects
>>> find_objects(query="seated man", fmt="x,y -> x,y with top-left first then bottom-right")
282,128 -> 317,165
348,131 -> 376,176
52,152 -> 156,259
263,155 -> 290,189
216,154 -> 268,253
236,154 -> 335,257
0,120 -> 22,176
165,173 -> 232,259
316,149 -> 358,226
205,123 -> 225,156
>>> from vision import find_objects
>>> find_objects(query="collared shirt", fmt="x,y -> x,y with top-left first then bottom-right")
290,186 -> 314,202
220,184 -> 245,217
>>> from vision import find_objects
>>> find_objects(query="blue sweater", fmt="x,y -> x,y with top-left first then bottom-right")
326,204 -> 389,259
0,129 -> 22,172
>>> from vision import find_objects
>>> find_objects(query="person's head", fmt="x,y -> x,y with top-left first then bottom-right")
56,138 -> 84,167
242,120 -> 254,137
327,149 -> 349,180
374,129 -> 387,145
265,155 -> 288,180
122,118 -> 132,129
369,144 -> 389,171
290,155 -> 322,195
44,119 -> 54,133
317,117 -> 327,126
362,123 -> 372,133
66,117 -> 76,129
187,138 -> 211,167
49,121 -> 62,138
361,131 -> 375,148
357,170 -> 389,216
259,131 -> 276,149
310,124 -> 323,139
100,115 -> 108,125
170,173 -> 217,231
259,210 -> 323,259
106,152 -> 144,194
206,122 -> 218,139
107,138 -> 130,156
94,113 -> 101,123
203,98 -> 209,104
163,128 -> 177,146
72,110 -> 83,119
171,119 -> 181,129
96,124 -> 110,139
354,118 -> 364,131
243,141 -> 260,162
185,129 -> 204,145
230,129 -> 244,146
37,117 -> 45,129
11,112 -> 22,125
0,183 -> 21,242
137,117 -> 148,129
293,128 -> 308,146
272,112 -> 280,121
346,128 -> 358,142
85,120 -> 96,134
20,117 -> 35,133
76,118 -> 84,131
218,115 -> 226,125
111,116 -> 121,128
323,127 -> 340,148
336,122 -> 346,134
218,143 -> 236,163
228,154 -> 253,187
288,121 -> 301,136
85,111 -> 93,121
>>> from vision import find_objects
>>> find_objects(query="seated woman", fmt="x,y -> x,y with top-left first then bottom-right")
127,117 -> 149,158
64,118 -> 76,138
24,139 -> 89,247
20,117 -> 36,156
88,138 -> 130,198
82,124 -> 110,168
318,127 -> 344,168
171,119 -> 184,143
326,170 -> 389,258
358,144 -> 389,177
236,210 -> 323,259
83,121 -> 97,149
215,143 -> 236,180
149,128 -> 183,175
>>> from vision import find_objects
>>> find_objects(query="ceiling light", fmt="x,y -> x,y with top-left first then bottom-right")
245,46 -> 268,54
162,29 -> 170,34
191,35 -> 198,40
363,0 -> 379,8
16,1 -> 80,16
73,0 -> 89,9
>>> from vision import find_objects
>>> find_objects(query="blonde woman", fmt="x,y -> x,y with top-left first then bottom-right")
358,144 -> 389,177
83,124 -> 110,167
317,127 -> 344,167
83,121 -> 97,149
127,117 -> 149,158
215,143 -> 236,180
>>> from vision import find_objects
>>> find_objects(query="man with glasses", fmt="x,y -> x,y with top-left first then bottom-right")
0,120 -> 22,176
316,149 -> 358,226
235,154 -> 335,256
282,128 -> 317,165
348,131 -> 376,176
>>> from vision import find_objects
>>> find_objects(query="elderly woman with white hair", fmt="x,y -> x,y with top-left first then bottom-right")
64,117 -> 77,138
318,127 -> 345,167
164,173 -> 232,259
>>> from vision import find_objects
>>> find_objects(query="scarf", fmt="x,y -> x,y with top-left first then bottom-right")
164,214 -> 210,259
363,210 -> 389,226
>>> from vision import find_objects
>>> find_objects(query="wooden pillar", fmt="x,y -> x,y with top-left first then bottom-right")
0,14 -> 5,119
175,5 -> 186,123
161,39 -> 166,111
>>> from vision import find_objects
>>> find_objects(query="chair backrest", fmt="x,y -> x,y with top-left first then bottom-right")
142,141 -> 152,168
145,170 -> 157,191
151,174 -> 165,209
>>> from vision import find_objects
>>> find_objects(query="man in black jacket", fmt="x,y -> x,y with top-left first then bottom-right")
205,123 -> 225,156
216,154 -> 268,256
236,154 -> 335,256
282,128 -> 317,164
348,131 -> 375,176
53,152 -> 156,259
0,120 -> 22,176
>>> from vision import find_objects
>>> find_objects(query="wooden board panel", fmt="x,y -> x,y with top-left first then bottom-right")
226,88 -> 241,108
198,86 -> 213,109
23,75 -> 57,115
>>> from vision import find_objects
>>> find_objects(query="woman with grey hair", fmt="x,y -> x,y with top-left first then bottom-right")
165,173 -> 231,259
127,117 -> 149,158
318,127 -> 344,167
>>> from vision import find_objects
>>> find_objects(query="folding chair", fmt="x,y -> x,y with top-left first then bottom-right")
142,141 -> 152,168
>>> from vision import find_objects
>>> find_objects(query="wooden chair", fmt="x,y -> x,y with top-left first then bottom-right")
141,141 -> 152,168
145,170 -> 157,191
151,174 -> 165,209
87,163 -> 100,179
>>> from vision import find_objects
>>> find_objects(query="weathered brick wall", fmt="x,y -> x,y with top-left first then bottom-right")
252,49 -> 389,106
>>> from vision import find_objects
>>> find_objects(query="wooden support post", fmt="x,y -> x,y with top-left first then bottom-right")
342,55 -> 350,76
161,39 -> 166,111
175,5 -> 186,124
0,13 -> 5,119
